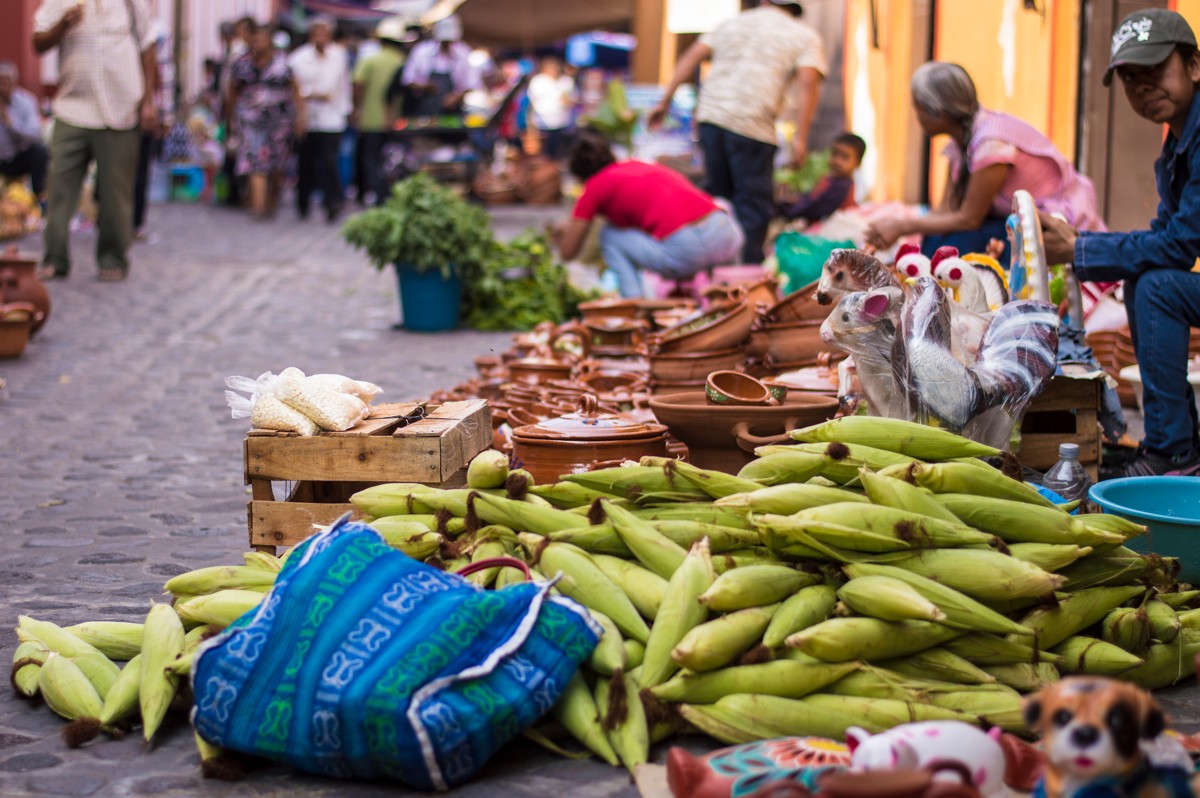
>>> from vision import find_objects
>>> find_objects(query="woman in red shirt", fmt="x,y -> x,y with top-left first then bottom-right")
557,132 -> 744,297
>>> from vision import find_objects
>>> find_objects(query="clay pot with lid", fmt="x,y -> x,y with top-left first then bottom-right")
510,394 -> 669,484
0,247 -> 50,335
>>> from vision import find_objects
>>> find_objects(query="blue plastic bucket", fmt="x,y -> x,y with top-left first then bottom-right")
394,262 -> 461,332
1089,476 -> 1200,582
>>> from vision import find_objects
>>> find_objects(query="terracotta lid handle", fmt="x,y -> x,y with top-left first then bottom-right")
578,393 -> 600,416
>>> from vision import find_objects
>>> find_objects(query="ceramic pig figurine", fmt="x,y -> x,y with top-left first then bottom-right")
847,721 -> 1012,798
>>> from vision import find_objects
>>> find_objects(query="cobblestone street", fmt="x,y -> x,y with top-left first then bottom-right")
0,201 -> 644,797
2,201 -> 1199,798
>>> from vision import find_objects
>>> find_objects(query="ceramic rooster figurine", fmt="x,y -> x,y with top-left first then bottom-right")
892,277 -> 1059,433
931,247 -> 1010,313
895,242 -> 933,281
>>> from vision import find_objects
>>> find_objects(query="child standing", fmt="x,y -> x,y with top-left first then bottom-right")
1042,9 -> 1200,478
777,132 -> 864,224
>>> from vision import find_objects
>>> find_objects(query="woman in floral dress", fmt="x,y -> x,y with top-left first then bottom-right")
228,23 -> 305,218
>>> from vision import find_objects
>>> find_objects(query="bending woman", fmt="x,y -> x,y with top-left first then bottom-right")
865,62 -> 1103,257
557,132 -> 744,298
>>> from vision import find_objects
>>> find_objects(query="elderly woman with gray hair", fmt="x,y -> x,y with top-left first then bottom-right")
865,61 -> 1103,259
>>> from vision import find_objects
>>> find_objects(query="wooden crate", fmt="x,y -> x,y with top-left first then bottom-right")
244,400 -> 490,552
1016,375 -> 1103,481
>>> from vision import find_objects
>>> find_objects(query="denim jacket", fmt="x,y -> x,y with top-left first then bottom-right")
1075,93 -> 1200,282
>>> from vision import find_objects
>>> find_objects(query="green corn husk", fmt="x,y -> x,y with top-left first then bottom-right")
746,449 -> 893,486
651,459 -> 765,499
551,672 -> 619,766
779,441 -> 921,472
98,654 -> 142,728
1052,636 -> 1144,676
736,452 -> 828,485
945,633 -> 1063,666
472,492 -> 589,535
763,585 -> 838,649
529,482 -> 620,509
62,622 -> 144,661
563,466 -> 706,502
1159,590 -> 1200,609
348,483 -> 446,516
1012,586 -> 1145,650
602,500 -> 687,578
624,640 -> 645,670
698,565 -> 818,612
1178,607 -> 1200,630
880,647 -> 997,685
651,660 -> 858,705
933,494 -> 1124,546
789,416 -> 1000,459
982,662 -> 1060,692
706,694 -> 886,741
1102,606 -> 1152,654
1008,543 -> 1094,572
798,503 -> 995,549
17,617 -> 120,698
838,576 -> 946,622
858,469 -> 962,523
551,520 -> 757,556
464,538 -> 513,588
1123,632 -> 1200,689
715,483 -> 869,515
676,703 -> 762,745
592,555 -> 668,621
881,462 -> 1057,509
882,549 -> 1066,600
843,562 -> 1034,637
466,450 -> 510,490
671,604 -> 780,672
802,693 -> 978,728
595,669 -> 649,775
639,539 -> 715,688
756,515 -> 910,558
1145,598 -> 1181,643
924,690 -> 1026,732
372,523 -> 444,559
632,504 -> 753,529
586,610 -> 626,676
787,617 -> 962,663
532,540 -> 650,643
1058,556 -> 1155,591
826,668 -> 1012,702
11,640 -> 50,698
1077,512 -> 1149,538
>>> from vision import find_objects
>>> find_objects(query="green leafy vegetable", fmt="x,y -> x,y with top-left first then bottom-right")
774,149 -> 832,195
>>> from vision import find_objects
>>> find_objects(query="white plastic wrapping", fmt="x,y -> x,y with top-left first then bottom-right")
307,374 -> 383,404
275,367 -> 370,432
225,373 -> 320,436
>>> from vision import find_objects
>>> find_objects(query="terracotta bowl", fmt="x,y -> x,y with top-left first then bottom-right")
585,317 -> 649,349
761,280 -> 827,323
651,300 -> 755,354
649,391 -> 838,473
705,370 -> 777,406
579,298 -> 696,324
648,347 -> 744,383
763,320 -> 826,365
649,379 -> 707,396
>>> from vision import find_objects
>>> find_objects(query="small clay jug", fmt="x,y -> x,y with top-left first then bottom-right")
0,247 -> 50,335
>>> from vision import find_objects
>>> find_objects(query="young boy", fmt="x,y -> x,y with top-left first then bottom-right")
1042,8 -> 1200,477
777,132 -> 865,224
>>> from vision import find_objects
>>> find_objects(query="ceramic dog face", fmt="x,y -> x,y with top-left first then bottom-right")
1023,677 -> 1166,798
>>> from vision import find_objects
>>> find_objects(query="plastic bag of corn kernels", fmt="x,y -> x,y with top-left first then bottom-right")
307,373 -> 383,404
226,373 -> 320,436
275,367 -> 370,432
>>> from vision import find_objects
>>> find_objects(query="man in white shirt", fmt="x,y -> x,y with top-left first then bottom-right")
402,15 -> 478,118
527,55 -> 575,160
650,0 -> 826,265
288,15 -> 350,221
34,0 -> 158,282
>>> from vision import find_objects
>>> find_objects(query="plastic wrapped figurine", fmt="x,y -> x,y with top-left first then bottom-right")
815,248 -> 901,306
820,287 -> 905,416
896,242 -> 933,280
846,722 -> 1011,798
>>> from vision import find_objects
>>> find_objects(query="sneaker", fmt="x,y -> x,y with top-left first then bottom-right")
1100,445 -> 1200,480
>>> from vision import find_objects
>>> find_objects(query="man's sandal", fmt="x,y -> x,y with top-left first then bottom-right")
96,265 -> 127,282
36,264 -> 66,280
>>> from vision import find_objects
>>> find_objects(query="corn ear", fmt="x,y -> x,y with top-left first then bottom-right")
535,541 -> 649,643
934,494 -> 1123,546
858,469 -> 961,523
787,617 -> 961,663
1008,543 -> 1094,572
982,662 -> 1060,692
471,491 -> 589,535
883,549 -> 1065,600
880,647 -> 997,685
838,576 -> 946,622
63,622 -> 144,661
924,690 -> 1026,732
789,416 -> 1000,459
1159,590 -> 1200,609
827,668 -> 1013,702
736,451 -> 828,485
1058,556 -> 1153,591
676,703 -> 762,745
38,652 -> 103,722
796,503 -> 995,549
11,640 -> 50,698
464,539 -> 511,588
782,441 -> 921,472
671,603 -> 779,672
715,483 -> 869,515
591,554 -> 667,622
945,633 -> 1062,666
640,538 -> 714,688
632,504 -> 752,529
1145,598 -> 1181,643
602,500 -> 687,578
529,481 -> 619,509
763,585 -> 837,649
586,610 -> 626,677
720,693 -> 887,740
349,484 -> 467,517
1102,606 -> 1152,655
164,565 -> 277,597
651,659 -> 858,704
889,462 -> 1057,508
140,603 -> 185,742
98,654 -> 142,727
551,672 -> 619,766
564,466 -> 706,502
242,551 -> 283,572
1012,585 -> 1145,650
1052,635 -> 1143,676
624,640 -> 645,670
1123,634 -> 1200,689
653,459 -> 764,498
17,617 -> 120,698
174,590 -> 264,629
597,670 -> 649,775
801,693 -> 976,729
698,565 -> 817,612
1077,512 -> 1148,538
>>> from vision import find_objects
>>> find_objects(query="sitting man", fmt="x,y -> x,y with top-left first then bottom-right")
0,61 -> 48,203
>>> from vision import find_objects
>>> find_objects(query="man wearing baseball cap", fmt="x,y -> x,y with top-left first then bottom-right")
648,0 -> 826,265
1042,9 -> 1200,478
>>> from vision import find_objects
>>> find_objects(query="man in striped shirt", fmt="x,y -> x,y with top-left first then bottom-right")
34,0 -> 158,282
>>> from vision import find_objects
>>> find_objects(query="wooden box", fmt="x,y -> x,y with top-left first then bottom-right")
1016,375 -> 1103,481
245,400 -> 491,551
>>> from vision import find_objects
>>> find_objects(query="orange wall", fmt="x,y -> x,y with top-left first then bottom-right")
1173,0 -> 1200,35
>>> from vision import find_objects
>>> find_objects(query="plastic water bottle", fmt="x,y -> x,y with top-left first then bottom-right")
1042,443 -> 1093,510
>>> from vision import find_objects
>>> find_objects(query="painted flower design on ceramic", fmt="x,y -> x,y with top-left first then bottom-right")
708,738 -> 850,798
766,736 -> 852,768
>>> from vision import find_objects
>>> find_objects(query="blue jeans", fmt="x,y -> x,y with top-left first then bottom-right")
600,211 -> 745,298
922,216 -> 1010,262
698,123 -> 776,264
1125,268 -> 1200,456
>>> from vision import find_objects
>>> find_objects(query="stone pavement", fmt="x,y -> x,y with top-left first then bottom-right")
1,200 -> 1198,797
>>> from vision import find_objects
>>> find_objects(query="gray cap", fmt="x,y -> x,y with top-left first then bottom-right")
1104,8 -> 1197,86
1059,443 -> 1080,459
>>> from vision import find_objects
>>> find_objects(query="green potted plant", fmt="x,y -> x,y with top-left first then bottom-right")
342,172 -> 491,331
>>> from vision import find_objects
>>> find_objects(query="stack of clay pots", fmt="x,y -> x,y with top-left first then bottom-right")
0,247 -> 51,359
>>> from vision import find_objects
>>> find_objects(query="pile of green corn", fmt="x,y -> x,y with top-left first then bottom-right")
11,416 -> 1198,778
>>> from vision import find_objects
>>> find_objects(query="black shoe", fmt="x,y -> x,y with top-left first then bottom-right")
1100,445 -> 1200,480
297,207 -> 310,221
325,204 -> 341,224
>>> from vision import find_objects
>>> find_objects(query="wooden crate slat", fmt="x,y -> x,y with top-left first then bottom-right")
249,500 -> 360,548
426,399 -> 488,420
331,417 -> 403,437
246,436 -> 445,482
1025,378 -> 1101,413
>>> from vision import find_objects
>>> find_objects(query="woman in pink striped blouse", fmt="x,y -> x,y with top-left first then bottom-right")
865,62 -> 1104,260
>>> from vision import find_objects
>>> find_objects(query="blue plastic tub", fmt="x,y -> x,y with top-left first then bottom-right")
1089,476 -> 1200,583
394,262 -> 461,332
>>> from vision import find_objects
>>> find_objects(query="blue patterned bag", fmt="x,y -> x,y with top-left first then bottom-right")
191,518 -> 599,790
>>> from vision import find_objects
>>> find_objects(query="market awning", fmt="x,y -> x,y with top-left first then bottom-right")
421,0 -> 634,48
302,0 -> 393,21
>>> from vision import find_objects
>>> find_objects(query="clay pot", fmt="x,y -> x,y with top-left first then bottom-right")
760,280 -> 826,324
648,347 -> 744,383
707,276 -> 779,311
507,345 -> 576,385
762,320 -> 826,365
510,394 -> 670,484
577,365 -> 647,395
705,370 -> 777,406
0,248 -> 50,335
649,378 -> 707,396
651,300 -> 755,354
579,297 -> 696,324
819,763 -> 981,798
0,302 -> 37,358
474,355 -> 504,377
649,391 -> 838,473
584,317 -> 649,352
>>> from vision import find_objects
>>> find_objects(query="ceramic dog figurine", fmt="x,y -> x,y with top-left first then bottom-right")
1023,676 -> 1199,798
846,721 -> 1012,798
